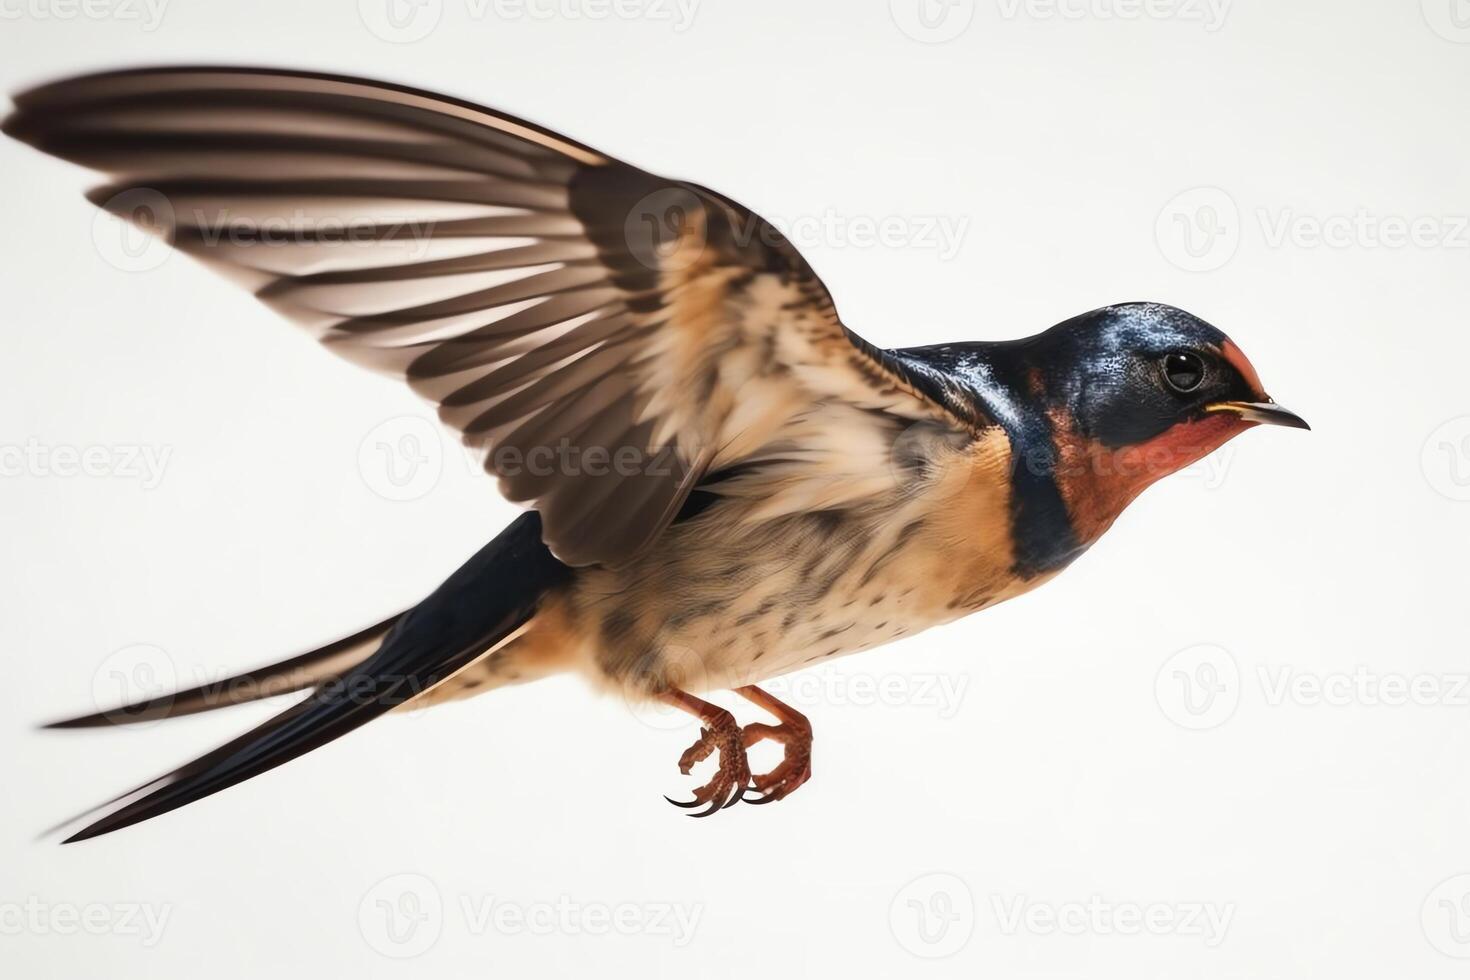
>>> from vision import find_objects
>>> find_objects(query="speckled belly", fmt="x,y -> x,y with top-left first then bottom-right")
559,489 -> 1035,695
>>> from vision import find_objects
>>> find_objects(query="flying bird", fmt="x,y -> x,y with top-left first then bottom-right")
3,67 -> 1308,841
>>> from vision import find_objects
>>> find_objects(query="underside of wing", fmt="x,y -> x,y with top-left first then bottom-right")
4,67 -> 983,565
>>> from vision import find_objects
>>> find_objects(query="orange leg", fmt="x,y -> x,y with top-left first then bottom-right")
736,685 -> 813,804
659,690 -> 752,817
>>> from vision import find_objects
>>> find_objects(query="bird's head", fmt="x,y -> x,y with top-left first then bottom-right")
1024,301 -> 1308,539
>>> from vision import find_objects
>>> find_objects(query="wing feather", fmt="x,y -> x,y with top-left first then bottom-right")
4,66 -> 982,565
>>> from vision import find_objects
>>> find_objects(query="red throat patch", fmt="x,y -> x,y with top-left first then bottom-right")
1051,412 -> 1250,546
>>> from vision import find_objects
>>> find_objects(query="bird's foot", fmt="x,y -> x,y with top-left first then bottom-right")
741,715 -> 812,804
665,708 -> 751,817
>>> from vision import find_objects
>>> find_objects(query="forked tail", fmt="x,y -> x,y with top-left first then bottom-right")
51,512 -> 570,843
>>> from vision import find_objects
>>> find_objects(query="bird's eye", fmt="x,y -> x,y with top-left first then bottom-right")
1162,351 -> 1205,392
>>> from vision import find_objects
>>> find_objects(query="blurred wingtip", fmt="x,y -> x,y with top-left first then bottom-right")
39,713 -> 108,731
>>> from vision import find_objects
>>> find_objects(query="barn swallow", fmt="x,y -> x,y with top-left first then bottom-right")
3,67 -> 1307,841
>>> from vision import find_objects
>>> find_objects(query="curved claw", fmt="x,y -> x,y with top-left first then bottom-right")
689,792 -> 729,818
660,688 -> 816,817
666,706 -> 753,817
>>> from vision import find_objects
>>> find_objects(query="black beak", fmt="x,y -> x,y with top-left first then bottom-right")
1203,400 -> 1310,430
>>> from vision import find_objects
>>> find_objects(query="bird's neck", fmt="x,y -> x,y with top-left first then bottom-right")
893,340 -> 1246,576
890,340 -> 1246,576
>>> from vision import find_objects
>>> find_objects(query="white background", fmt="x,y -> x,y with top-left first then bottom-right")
2,1 -> 1468,977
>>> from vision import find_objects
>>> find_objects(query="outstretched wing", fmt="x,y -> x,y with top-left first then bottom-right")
4,67 -> 983,566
